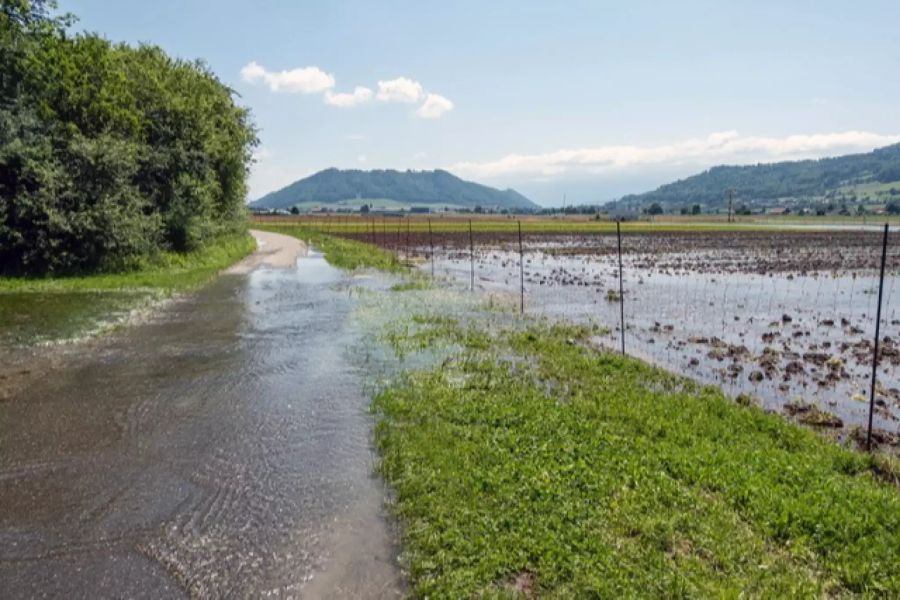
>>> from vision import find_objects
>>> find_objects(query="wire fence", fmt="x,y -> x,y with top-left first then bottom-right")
254,214 -> 900,452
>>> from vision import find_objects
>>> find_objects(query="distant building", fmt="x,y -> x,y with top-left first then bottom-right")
410,206 -> 431,214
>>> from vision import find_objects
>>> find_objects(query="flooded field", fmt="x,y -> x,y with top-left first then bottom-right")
0,247 -> 403,598
375,229 -> 900,449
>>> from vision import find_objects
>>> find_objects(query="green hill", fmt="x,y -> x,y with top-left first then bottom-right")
612,142 -> 900,211
250,168 -> 538,211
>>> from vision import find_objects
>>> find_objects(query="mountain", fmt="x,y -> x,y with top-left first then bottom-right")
609,143 -> 900,212
250,168 -> 538,210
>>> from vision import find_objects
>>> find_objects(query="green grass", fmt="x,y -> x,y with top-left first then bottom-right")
838,180 -> 900,201
374,319 -> 900,598
0,233 -> 256,293
254,223 -> 406,272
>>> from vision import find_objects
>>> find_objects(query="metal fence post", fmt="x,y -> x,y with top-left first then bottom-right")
468,219 -> 475,292
518,220 -> 525,314
616,220 -> 626,356
867,223 -> 889,451
428,219 -> 435,278
406,217 -> 411,263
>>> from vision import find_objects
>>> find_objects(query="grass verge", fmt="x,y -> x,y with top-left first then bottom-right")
254,223 -> 406,272
0,233 -> 256,293
374,319 -> 900,597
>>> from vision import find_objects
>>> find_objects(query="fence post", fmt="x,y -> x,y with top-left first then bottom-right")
428,219 -> 435,278
406,217 -> 411,263
616,220 -> 626,356
468,219 -> 475,292
867,223 -> 889,451
518,220 -> 525,314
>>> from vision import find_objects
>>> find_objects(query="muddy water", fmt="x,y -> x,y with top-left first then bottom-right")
431,246 -> 900,444
0,251 -> 401,598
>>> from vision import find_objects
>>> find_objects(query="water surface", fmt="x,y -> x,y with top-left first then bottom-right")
0,251 -> 402,598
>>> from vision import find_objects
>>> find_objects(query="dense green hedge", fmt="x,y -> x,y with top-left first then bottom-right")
0,1 -> 257,275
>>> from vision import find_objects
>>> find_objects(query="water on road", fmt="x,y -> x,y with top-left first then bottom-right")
0,241 -> 402,598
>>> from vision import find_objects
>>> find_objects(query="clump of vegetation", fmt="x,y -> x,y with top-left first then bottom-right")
374,320 -> 900,597
784,401 -> 844,428
0,1 -> 257,276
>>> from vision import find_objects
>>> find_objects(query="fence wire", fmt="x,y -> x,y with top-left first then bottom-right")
255,214 -> 900,451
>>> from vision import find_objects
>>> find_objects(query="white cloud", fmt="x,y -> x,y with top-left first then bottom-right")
240,64 -> 454,118
324,86 -> 373,107
416,93 -> 454,119
240,61 -> 335,94
451,131 -> 900,179
345,133 -> 366,141
376,77 -> 424,103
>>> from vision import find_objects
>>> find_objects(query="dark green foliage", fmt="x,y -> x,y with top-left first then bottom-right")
250,168 -> 537,211
616,143 -> 900,211
0,1 -> 257,275
646,201 -> 663,215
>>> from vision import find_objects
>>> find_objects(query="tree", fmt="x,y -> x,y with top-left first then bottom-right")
646,202 -> 663,215
691,204 -> 701,215
290,206 -> 299,215
359,203 -> 369,214
0,3 -> 258,275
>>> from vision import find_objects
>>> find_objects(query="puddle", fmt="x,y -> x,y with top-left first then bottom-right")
0,250 -> 403,598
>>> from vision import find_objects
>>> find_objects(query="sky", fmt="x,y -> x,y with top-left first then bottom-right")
65,0 -> 900,206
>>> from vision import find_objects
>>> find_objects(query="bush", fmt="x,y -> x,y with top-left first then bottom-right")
0,1 -> 257,275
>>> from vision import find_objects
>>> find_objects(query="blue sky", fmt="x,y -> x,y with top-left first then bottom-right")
66,0 -> 900,206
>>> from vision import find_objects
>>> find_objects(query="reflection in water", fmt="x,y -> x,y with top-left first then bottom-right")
0,290 -> 158,347
0,252 -> 401,598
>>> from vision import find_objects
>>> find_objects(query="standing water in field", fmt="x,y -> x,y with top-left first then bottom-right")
409,229 -> 900,446
0,239 -> 402,598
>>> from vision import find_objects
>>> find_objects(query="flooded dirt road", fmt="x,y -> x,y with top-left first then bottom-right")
0,232 -> 402,598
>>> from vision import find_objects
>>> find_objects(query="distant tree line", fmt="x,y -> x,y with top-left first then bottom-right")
614,143 -> 900,212
0,0 -> 257,275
